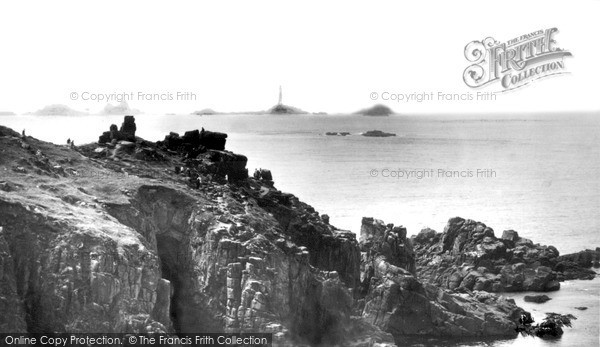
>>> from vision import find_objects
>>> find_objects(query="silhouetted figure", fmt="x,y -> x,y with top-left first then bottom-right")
67,138 -> 71,145
22,129 -> 25,137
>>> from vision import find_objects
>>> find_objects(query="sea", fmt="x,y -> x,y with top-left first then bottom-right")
1,112 -> 598,346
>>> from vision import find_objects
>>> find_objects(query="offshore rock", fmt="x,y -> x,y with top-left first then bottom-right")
524,294 -> 552,303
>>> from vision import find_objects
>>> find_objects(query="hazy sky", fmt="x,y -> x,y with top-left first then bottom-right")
0,0 -> 598,114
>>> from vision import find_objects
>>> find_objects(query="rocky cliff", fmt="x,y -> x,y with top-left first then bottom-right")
1,118 -> 595,345
358,218 -> 524,341
0,121 -> 380,345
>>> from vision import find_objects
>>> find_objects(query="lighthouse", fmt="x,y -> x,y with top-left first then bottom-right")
278,85 -> 283,105
267,85 -> 307,114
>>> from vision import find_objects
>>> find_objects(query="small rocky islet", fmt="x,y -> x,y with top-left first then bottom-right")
324,130 -> 397,137
0,116 -> 598,345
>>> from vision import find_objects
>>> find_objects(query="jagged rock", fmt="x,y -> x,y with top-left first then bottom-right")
119,115 -> 136,141
99,118 -> 135,144
412,217 -> 596,292
251,182 -> 360,288
158,129 -> 228,157
0,199 -> 166,333
359,218 -> 524,339
555,248 -> 600,279
0,123 -> 585,345
360,217 -> 416,275
502,229 -> 520,242
516,312 -> 576,338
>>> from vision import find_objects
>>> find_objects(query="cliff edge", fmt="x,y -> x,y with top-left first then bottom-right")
1,118 -> 595,345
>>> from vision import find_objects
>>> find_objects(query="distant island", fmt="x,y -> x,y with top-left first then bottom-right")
102,101 -> 141,115
29,104 -> 87,116
355,104 -> 394,116
0,111 -> 16,116
326,132 -> 350,136
362,130 -> 396,137
191,108 -> 218,115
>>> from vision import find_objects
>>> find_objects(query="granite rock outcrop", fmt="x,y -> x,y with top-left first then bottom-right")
411,217 -> 597,293
358,218 -> 524,340
2,118 -> 591,345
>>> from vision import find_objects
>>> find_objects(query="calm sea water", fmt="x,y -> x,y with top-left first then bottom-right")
1,113 -> 598,346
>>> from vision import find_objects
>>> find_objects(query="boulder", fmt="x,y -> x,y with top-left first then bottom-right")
501,230 -> 519,242
200,130 -> 227,151
98,131 -> 111,144
524,294 -> 552,303
204,150 -> 248,182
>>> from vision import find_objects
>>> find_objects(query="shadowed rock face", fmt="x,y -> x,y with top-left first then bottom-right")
0,123 -> 384,345
358,217 -> 524,340
360,218 -> 416,275
0,199 -> 167,333
412,217 -> 597,293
